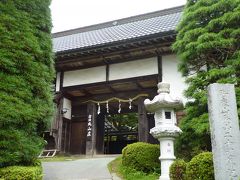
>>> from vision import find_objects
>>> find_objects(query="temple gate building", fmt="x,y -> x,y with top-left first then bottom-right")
50,6 -> 187,155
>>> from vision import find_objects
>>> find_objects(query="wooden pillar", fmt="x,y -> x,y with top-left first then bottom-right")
63,120 -> 71,153
138,97 -> 149,142
68,120 -> 72,153
63,120 -> 67,153
56,98 -> 64,151
56,71 -> 64,152
96,113 -> 105,154
86,102 -> 97,155
157,54 -> 162,82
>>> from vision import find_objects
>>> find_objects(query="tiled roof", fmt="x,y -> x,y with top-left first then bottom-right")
53,6 -> 183,53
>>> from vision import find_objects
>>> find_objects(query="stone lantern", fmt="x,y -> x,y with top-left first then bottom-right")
144,82 -> 183,180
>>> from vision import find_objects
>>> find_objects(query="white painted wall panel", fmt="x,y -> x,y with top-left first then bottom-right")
63,98 -> 71,120
162,55 -> 188,103
55,72 -> 61,92
63,66 -> 106,87
109,57 -> 158,81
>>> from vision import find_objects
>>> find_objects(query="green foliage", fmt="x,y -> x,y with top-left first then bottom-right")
108,155 -> 159,180
173,0 -> 240,159
170,159 -> 187,180
119,165 -> 159,180
107,113 -> 138,131
122,142 -> 160,173
0,164 -> 42,180
185,152 -> 214,180
170,152 -> 214,180
0,0 -> 54,167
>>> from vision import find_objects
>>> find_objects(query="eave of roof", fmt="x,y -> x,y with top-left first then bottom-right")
52,5 -> 183,55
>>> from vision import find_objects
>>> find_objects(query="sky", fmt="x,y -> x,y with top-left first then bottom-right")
50,0 -> 186,33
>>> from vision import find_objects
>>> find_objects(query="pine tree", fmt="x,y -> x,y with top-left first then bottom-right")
0,0 -> 54,167
173,0 -> 240,159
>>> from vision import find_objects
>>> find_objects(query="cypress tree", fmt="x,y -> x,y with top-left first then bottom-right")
173,0 -> 240,159
0,0 -> 54,167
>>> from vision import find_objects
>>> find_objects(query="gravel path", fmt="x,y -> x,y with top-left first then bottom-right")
42,156 -> 116,180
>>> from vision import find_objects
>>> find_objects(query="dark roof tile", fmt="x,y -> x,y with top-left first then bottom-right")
53,6 -> 183,53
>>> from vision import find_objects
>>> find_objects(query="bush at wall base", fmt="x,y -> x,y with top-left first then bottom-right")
0,164 -> 42,180
169,159 -> 187,180
122,142 -> 160,173
185,152 -> 214,180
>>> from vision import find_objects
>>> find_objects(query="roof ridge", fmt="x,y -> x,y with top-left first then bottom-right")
52,5 -> 184,38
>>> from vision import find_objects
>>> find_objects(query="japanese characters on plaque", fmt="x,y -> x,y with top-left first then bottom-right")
208,83 -> 240,180
87,115 -> 92,137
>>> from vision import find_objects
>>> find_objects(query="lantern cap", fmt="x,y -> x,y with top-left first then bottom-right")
144,82 -> 183,112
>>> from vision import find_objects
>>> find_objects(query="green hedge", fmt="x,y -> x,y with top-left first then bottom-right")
122,142 -> 160,173
0,165 -> 42,180
0,0 -> 54,167
170,159 -> 187,180
186,152 -> 214,180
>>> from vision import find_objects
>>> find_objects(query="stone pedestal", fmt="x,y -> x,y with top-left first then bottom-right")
144,82 -> 183,180
150,125 -> 182,180
159,137 -> 175,180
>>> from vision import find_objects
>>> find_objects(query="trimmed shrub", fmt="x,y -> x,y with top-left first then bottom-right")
122,142 -> 160,173
170,159 -> 187,180
0,164 -> 42,180
186,152 -> 214,180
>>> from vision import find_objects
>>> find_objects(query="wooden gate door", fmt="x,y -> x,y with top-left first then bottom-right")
70,121 -> 87,154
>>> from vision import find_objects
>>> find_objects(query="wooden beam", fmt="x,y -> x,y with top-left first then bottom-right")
62,74 -> 158,92
62,92 -> 74,101
135,81 -> 143,90
81,89 -> 92,96
55,40 -> 174,71
72,88 -> 157,105
107,84 -> 117,93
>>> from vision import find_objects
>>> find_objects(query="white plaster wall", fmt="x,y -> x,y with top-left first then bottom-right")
63,98 -> 72,120
55,72 -> 61,92
63,66 -> 106,87
162,55 -> 188,103
109,57 -> 158,81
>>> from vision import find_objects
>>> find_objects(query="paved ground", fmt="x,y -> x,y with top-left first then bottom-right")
42,156 -> 118,180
